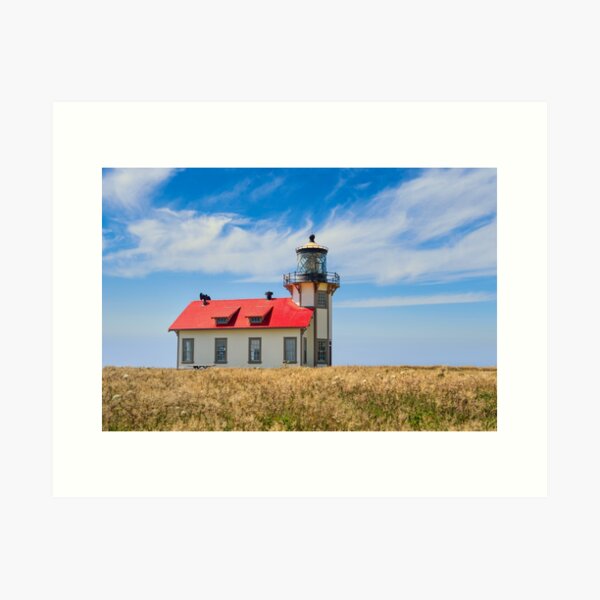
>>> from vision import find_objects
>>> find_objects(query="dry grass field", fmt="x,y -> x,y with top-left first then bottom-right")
102,365 -> 496,431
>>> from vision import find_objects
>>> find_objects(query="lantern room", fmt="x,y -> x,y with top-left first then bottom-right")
296,234 -> 329,281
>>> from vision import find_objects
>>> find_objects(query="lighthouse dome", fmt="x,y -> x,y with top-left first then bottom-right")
295,233 -> 329,253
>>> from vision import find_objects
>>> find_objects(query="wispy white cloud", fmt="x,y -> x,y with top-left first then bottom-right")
336,292 -> 495,308
103,207 -> 312,278
249,176 -> 285,201
102,228 -> 121,251
201,179 -> 252,205
323,174 -> 350,202
102,168 -> 177,211
198,176 -> 284,206
103,168 -> 496,283
320,168 -> 496,283
354,182 -> 371,190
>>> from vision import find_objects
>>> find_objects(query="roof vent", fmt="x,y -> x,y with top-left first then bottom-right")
265,291 -> 274,300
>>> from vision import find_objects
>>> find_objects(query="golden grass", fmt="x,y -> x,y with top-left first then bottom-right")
102,365 -> 496,431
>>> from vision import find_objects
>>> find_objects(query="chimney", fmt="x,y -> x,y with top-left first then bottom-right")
265,291 -> 274,300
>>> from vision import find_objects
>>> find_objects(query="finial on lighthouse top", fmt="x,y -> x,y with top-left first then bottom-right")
296,233 -> 328,253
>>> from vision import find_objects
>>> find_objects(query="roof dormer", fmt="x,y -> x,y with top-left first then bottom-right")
246,306 -> 273,325
211,307 -> 240,326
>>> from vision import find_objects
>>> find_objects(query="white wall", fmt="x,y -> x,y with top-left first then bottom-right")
316,307 -> 329,339
300,285 -> 315,307
291,286 -> 300,304
304,319 -> 314,366
177,328 -> 305,369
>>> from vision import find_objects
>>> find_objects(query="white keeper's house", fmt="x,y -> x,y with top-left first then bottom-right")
169,235 -> 341,368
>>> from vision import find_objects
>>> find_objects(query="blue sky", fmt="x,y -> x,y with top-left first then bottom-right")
103,168 -> 496,367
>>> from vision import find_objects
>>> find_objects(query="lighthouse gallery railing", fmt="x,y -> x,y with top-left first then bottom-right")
283,272 -> 340,285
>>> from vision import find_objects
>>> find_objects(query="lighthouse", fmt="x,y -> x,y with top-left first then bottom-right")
283,234 -> 341,366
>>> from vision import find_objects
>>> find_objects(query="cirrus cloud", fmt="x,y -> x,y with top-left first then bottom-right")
336,291 -> 495,308
102,168 -> 178,211
103,168 -> 496,284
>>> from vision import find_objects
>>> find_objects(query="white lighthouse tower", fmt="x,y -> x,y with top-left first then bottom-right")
283,234 -> 340,366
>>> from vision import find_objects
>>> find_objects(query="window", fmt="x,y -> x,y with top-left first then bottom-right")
317,291 -> 328,308
215,338 -> 227,364
248,337 -> 262,363
283,337 -> 297,363
249,316 -> 263,324
215,317 -> 229,325
317,339 -> 327,364
182,338 -> 194,363
298,252 -> 327,275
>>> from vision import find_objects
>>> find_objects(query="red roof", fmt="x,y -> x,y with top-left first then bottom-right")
168,297 -> 314,331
